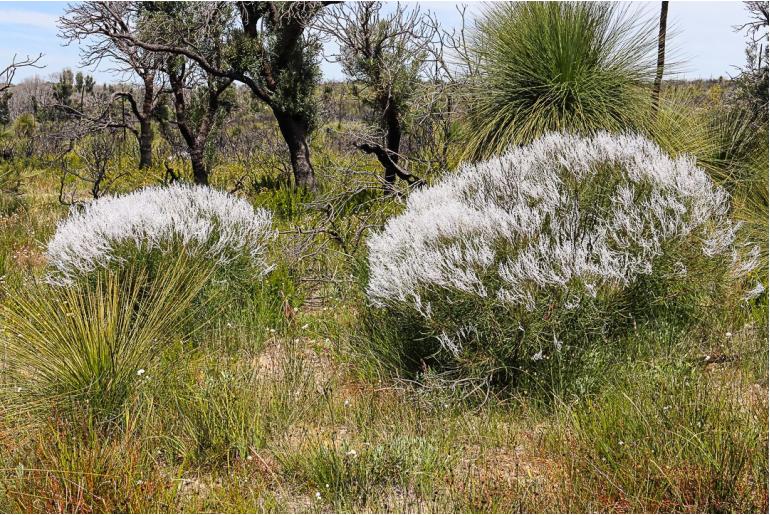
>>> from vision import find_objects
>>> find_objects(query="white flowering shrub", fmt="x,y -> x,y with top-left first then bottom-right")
47,183 -> 274,283
365,132 -> 760,382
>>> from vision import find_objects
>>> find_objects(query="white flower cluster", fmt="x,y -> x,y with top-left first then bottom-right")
367,132 -> 757,349
47,183 -> 274,282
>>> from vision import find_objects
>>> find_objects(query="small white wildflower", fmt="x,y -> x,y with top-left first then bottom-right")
531,349 -> 544,361
618,440 -> 624,446
343,399 -> 350,407
315,491 -> 322,500
725,332 -> 732,338
16,387 -> 22,393
301,323 -> 309,330
137,369 -> 146,376
345,449 -> 358,457
269,328 -> 276,333
246,455 -> 253,461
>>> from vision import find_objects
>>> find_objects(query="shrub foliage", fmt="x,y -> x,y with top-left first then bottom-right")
46,183 -> 274,283
365,132 -> 760,383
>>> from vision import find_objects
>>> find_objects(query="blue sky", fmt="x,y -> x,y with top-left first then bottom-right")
0,1 -> 756,85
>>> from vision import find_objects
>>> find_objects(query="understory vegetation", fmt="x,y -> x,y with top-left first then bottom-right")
0,1 -> 767,513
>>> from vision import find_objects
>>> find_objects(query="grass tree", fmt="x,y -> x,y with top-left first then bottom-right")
462,1 -> 658,160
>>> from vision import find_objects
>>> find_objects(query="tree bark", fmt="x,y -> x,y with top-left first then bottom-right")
138,117 -> 153,169
652,1 -> 669,115
274,107 -> 316,190
190,149 -> 208,185
138,77 -> 155,168
383,101 -> 402,187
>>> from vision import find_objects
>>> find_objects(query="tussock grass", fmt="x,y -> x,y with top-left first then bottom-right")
0,254 -> 214,425
547,363 -> 768,512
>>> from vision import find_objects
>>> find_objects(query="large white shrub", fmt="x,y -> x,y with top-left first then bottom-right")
47,183 -> 274,282
366,132 -> 759,375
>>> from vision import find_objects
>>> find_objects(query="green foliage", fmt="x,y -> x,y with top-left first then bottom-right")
360,134 -> 751,390
282,435 -> 446,510
52,68 -> 75,107
650,88 -> 769,274
0,254 -> 213,425
0,166 -> 22,216
0,21 -> 767,510
0,91 -> 10,127
463,1 -> 657,160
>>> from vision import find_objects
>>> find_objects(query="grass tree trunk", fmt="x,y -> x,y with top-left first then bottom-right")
274,108 -> 316,190
652,1 -> 669,115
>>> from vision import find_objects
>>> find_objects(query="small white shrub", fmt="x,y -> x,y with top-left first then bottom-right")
366,132 -> 758,372
47,183 -> 274,282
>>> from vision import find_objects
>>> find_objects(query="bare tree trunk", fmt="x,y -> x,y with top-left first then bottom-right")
383,103 -> 402,187
274,108 -> 316,190
138,78 -> 155,168
652,1 -> 669,115
138,118 -> 153,169
190,148 -> 208,185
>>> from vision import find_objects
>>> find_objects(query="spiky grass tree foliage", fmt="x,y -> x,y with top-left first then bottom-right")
463,2 -> 657,160
1,255 -> 213,424
365,132 -> 761,384
46,183 -> 274,284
